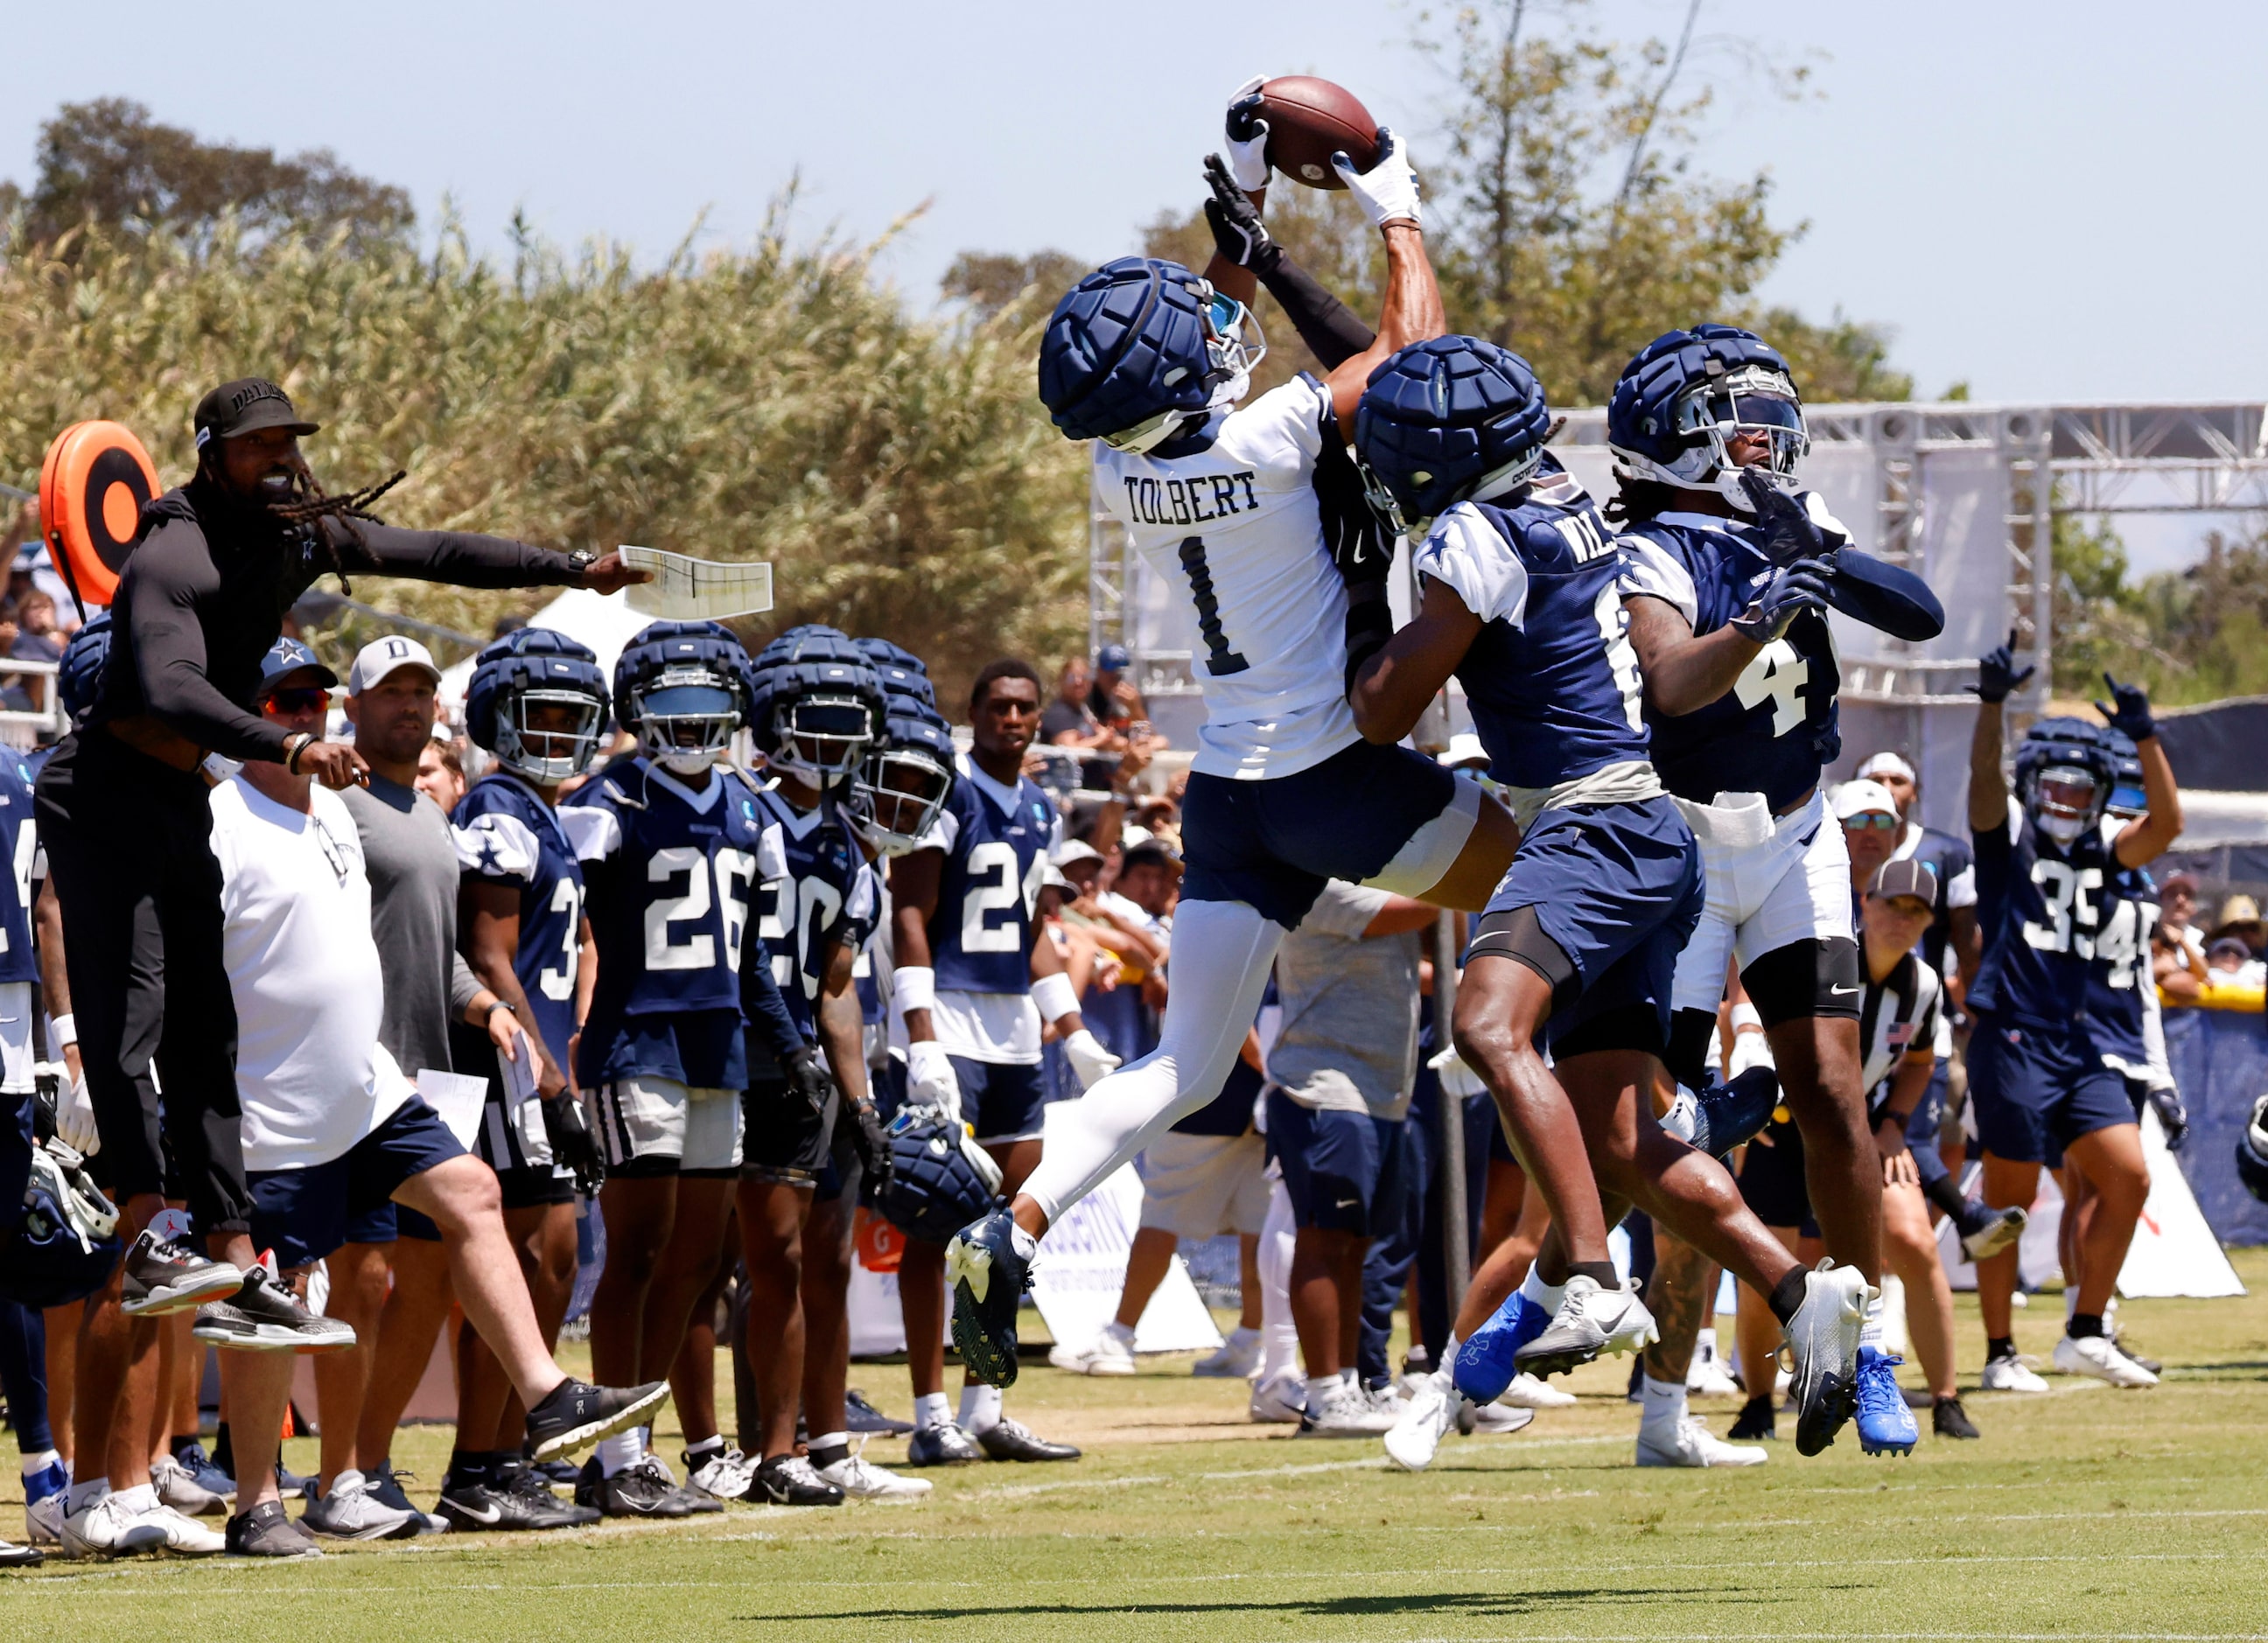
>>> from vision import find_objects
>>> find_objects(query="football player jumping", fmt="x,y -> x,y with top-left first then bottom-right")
948,86 -> 1624,1391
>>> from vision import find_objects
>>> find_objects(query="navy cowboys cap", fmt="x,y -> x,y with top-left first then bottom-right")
193,378 -> 320,449
257,636 -> 339,698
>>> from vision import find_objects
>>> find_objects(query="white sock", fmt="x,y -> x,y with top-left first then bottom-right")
1224,1324 -> 1259,1347
21,1449 -> 60,1479
1518,1263 -> 1567,1314
1858,1290 -> 1886,1350
1256,1180 -> 1301,1379
1103,1318 -> 1137,1347
685,1434 -> 724,1461
597,1428 -> 645,1479
1439,1331 -> 1461,1364
1306,1374 -> 1340,1416
808,1431 -> 849,1458
1019,900 -> 1283,1223
112,1482 -> 157,1514
914,1392 -> 953,1430
959,1383 -> 1003,1435
65,1477 -> 109,1514
1641,1374 -> 1688,1434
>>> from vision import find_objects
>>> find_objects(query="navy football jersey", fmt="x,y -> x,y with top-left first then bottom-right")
1616,508 -> 1842,811
2088,830 -> 2160,1067
1970,814 -> 2146,1050
752,787 -> 881,1038
925,755 -> 1060,996
453,772 -> 587,1066
566,758 -> 772,1088
0,756 -> 38,987
1413,462 -> 1652,792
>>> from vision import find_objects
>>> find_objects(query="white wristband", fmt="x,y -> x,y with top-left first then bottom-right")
894,965 -> 936,1017
1032,971 -> 1079,1025
1729,1002 -> 1763,1033
50,1013 -> 76,1050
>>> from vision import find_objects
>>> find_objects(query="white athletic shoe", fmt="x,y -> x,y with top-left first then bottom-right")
1298,1382 -> 1396,1437
60,1494 -> 163,1558
1193,1325 -> 1263,1380
1685,1330 -> 1741,1397
1250,1370 -> 1305,1424
117,1500 -> 225,1556
1383,1373 -> 1460,1471
1365,1381 -> 1406,1421
1516,1275 -> 1659,1377
150,1454 -> 225,1517
1979,1352 -> 2050,1393
1049,1326 -> 1138,1376
683,1446 -> 759,1503
301,1472 -> 419,1542
1786,1261 -> 1873,1456
25,1493 -> 62,1547
1501,1372 -> 1577,1410
815,1453 -> 933,1500
1466,1402 -> 1536,1437
1636,1416 -> 1769,1468
2052,1332 -> 2159,1388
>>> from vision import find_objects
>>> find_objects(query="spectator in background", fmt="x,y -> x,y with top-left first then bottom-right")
2210,894 -> 2265,960
1856,751 -> 1981,998
2207,937 -> 2264,987
416,737 -> 466,811
10,592 -> 62,666
1045,654 -> 1161,796
1088,644 -> 1144,730
1041,659 -> 1109,752
1834,780 -> 1905,908
2154,873 -> 2208,1006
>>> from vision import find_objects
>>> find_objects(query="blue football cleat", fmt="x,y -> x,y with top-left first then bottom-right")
947,1208 -> 1031,1388
1452,1287 -> 1551,1405
1854,1346 -> 1919,1456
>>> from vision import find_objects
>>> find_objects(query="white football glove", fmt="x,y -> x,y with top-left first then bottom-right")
960,1129 -> 1004,1195
55,1067 -> 101,1157
905,1038 -> 962,1128
1726,1027 -> 1776,1081
1060,1028 -> 1122,1092
1334,126 -> 1420,229
1224,74 -> 1271,192
1426,1042 -> 1486,1101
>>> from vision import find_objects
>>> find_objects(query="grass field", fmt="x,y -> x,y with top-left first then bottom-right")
8,1249 -> 2266,1642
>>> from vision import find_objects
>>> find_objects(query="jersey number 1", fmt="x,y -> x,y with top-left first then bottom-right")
1178,536 -> 1250,677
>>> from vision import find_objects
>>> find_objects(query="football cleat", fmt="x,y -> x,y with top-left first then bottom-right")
1383,1371 -> 1460,1471
1685,1329 -> 1742,1397
1663,1066 -> 1782,1157
1298,1381 -> 1397,1439
122,1500 -> 225,1556
223,1501 -> 319,1559
24,1458 -> 69,1545
524,1378 -> 670,1463
1727,1395 -> 1777,1442
946,1209 -> 1031,1389
0,1538 -> 39,1569
1932,1395 -> 1981,1440
976,1419 -> 1080,1462
752,1455 -> 844,1507
1194,1325 -> 1264,1380
438,1468 -> 593,1533
1637,1416 -> 1769,1468
118,1230 -> 244,1318
1787,1262 -> 1872,1456
2052,1332 -> 2159,1388
682,1445 -> 758,1503
150,1453 -> 227,1517
903,1423 -> 984,1466
1515,1276 -> 1659,1378
1957,1201 -> 2028,1262
1452,1287 -> 1552,1404
845,1388 -> 915,1437
362,1463 -> 447,1535
1049,1327 -> 1137,1377
191,1269 -> 355,1353
1250,1370 -> 1304,1425
1979,1350 -> 2050,1393
303,1471 -> 422,1541
574,1456 -> 704,1519
1501,1371 -> 1577,1410
1466,1401 -> 1536,1437
1853,1347 -> 1919,1456
815,1452 -> 933,1500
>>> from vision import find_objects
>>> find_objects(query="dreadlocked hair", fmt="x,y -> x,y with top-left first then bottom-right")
266,467 -> 407,598
1603,477 -> 1682,527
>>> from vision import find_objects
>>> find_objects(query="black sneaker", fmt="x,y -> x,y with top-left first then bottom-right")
224,1500 -> 322,1559
525,1379 -> 670,1463
751,1455 -> 844,1507
1932,1395 -> 1981,1440
976,1417 -> 1080,1462
120,1230 -> 243,1318
903,1422 -> 984,1466
845,1388 -> 914,1437
365,1463 -> 447,1534
497,1461 -> 600,1527
1727,1395 -> 1776,1441
0,1538 -> 41,1569
441,1468 -> 596,1532
192,1269 -> 356,1353
576,1456 -> 699,1519
945,1208 -> 1031,1388
528,1455 -> 582,1485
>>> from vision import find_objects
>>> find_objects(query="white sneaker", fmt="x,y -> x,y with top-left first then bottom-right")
1517,1275 -> 1659,1376
2053,1332 -> 2159,1388
118,1500 -> 226,1556
1250,1371 -> 1304,1424
814,1452 -> 933,1500
1980,1352 -> 2050,1393
1298,1382 -> 1396,1437
302,1471 -> 419,1542
150,1454 -> 225,1517
1502,1372 -> 1577,1410
60,1493 -> 164,1558
1193,1325 -> 1262,1380
1466,1402 -> 1536,1437
1383,1372 -> 1460,1471
1686,1330 -> 1741,1397
1364,1381 -> 1406,1421
683,1446 -> 758,1502
1786,1261 -> 1873,1456
1637,1416 -> 1769,1468
1049,1327 -> 1137,1376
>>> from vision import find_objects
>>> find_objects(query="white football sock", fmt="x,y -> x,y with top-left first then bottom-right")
914,1392 -> 953,1430
1020,900 -> 1283,1225
1103,1318 -> 1137,1348
1439,1331 -> 1461,1363
1305,1374 -> 1340,1416
1641,1374 -> 1689,1435
64,1478 -> 108,1514
596,1428 -> 645,1479
959,1383 -> 1003,1435
1256,1179 -> 1300,1379
21,1448 -> 60,1479
1518,1263 -> 1566,1314
1858,1288 -> 1886,1350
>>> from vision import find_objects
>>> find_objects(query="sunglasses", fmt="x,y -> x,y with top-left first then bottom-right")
1842,813 -> 1899,830
264,687 -> 329,716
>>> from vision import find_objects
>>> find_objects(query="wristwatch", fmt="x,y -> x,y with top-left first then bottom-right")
487,998 -> 518,1019
566,547 -> 598,579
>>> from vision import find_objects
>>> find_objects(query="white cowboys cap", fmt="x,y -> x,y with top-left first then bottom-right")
1830,778 -> 1900,822
348,635 -> 444,696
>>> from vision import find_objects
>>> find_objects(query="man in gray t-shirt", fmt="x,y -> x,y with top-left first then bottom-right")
1265,878 -> 1437,1436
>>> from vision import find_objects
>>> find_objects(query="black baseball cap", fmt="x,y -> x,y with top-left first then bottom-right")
193,378 -> 320,450
1867,858 -> 1938,906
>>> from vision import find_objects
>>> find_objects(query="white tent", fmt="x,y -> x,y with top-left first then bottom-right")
437,587 -> 655,710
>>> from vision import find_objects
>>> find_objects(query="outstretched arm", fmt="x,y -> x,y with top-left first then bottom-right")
1349,576 -> 1480,744
1200,155 -> 1377,371
1327,221 -> 1443,438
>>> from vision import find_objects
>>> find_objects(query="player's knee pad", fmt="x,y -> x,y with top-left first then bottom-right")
1466,905 -> 1579,1014
1740,936 -> 1861,1028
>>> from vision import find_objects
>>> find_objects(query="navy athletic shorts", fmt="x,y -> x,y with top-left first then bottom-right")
1480,794 -> 1703,1056
1967,1012 -> 2137,1166
1180,738 -> 1457,929
947,1057 -> 1048,1145
248,1099 -> 465,1271
1265,1089 -> 1412,1239
1737,1109 -> 1819,1238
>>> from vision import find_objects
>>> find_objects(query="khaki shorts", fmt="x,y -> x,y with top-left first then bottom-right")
1138,1130 -> 1270,1240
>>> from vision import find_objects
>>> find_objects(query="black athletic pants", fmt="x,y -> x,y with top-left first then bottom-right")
34,731 -> 248,1235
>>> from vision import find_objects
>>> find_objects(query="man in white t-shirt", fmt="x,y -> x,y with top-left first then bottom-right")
205,640 -> 665,1557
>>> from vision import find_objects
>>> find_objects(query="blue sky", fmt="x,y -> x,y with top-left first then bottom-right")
7,2 -> 2260,564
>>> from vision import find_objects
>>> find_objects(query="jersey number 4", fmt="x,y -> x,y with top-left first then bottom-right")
1733,639 -> 1810,737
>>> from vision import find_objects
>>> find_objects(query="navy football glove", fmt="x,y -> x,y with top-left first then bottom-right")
540,1094 -> 604,1199
1740,472 -> 1836,567
2146,1086 -> 2189,1152
1968,628 -> 2036,704
1728,556 -> 1834,644
781,1044 -> 837,1120
846,1098 -> 892,1189
2095,673 -> 2156,743
1203,153 -> 1273,268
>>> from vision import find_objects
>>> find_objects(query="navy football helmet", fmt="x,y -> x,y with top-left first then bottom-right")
57,614 -> 113,725
857,637 -> 929,677
851,689 -> 957,856
2237,1092 -> 2268,1206
0,1143 -> 122,1310
874,1106 -> 998,1244
466,629 -> 612,785
2015,717 -> 2115,847
1039,257 -> 1264,453
1607,324 -> 1809,511
614,620 -> 752,775
2103,729 -> 2147,820
1354,335 -> 1553,536
747,626 -> 886,787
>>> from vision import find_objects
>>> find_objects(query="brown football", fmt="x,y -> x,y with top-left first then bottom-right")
1259,76 -> 1381,191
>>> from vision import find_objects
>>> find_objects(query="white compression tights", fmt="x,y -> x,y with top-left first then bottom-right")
1019,898 -> 1284,1227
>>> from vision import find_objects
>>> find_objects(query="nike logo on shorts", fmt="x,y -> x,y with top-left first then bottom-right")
1830,984 -> 1859,996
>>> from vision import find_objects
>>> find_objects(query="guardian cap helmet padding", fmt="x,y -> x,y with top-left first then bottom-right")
851,688 -> 957,856
613,620 -> 752,776
1607,324 -> 1809,512
747,626 -> 886,787
1039,257 -> 1262,453
1354,335 -> 1554,537
2015,717 -> 2114,848
466,628 -> 612,785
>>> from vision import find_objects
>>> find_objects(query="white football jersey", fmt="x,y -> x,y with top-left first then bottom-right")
1094,373 -> 1360,781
